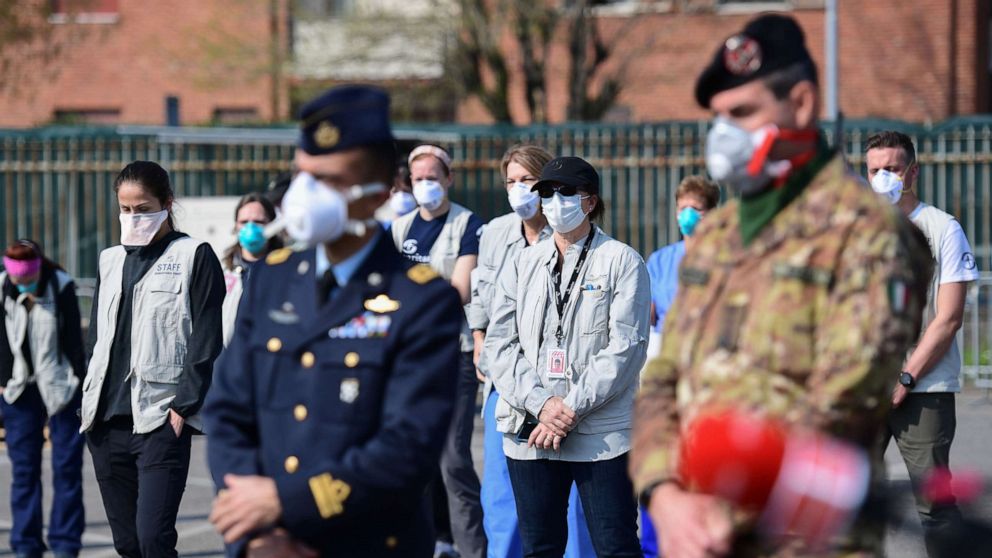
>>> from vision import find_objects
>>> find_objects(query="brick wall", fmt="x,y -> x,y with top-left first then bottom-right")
0,0 -> 289,128
457,0 -> 988,124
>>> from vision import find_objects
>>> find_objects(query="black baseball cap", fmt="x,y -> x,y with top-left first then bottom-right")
694,14 -> 816,109
531,156 -> 600,195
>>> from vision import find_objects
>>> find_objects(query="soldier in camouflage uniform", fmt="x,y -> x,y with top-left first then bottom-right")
629,15 -> 932,558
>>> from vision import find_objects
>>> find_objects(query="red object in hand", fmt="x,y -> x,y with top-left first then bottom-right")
922,467 -> 984,506
678,409 -> 871,549
677,410 -> 788,511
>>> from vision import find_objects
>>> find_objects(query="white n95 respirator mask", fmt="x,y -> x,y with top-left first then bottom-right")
279,172 -> 385,247
413,180 -> 446,212
870,169 -> 904,205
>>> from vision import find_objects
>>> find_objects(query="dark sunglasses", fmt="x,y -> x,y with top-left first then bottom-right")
535,183 -> 581,199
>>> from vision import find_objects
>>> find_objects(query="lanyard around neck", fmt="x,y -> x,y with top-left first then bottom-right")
553,226 -> 596,345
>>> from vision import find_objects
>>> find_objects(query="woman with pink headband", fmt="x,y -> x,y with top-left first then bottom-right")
1,239 -> 86,558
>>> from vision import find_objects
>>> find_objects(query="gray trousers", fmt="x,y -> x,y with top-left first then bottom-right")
439,351 -> 487,558
884,392 -> 962,556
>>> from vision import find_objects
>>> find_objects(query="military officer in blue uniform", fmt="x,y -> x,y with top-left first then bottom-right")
202,85 -> 463,557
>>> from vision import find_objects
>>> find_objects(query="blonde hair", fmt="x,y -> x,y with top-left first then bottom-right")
500,144 -> 553,179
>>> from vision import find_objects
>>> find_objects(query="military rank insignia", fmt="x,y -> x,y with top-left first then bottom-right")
308,472 -> 351,519
328,311 -> 391,339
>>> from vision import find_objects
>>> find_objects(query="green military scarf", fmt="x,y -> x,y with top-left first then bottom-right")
738,138 -> 833,246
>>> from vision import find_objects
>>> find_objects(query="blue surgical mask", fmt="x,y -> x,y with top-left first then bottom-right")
238,222 -> 267,255
16,282 -> 37,294
677,207 -> 702,237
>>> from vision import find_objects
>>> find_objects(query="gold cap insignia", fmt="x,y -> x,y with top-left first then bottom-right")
265,247 -> 292,265
309,473 -> 351,519
364,294 -> 400,313
407,264 -> 438,285
314,121 -> 340,149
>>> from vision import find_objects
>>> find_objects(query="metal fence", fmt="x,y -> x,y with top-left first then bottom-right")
1,118 -> 990,278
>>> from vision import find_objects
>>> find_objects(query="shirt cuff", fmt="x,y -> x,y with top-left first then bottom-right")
524,388 -> 553,418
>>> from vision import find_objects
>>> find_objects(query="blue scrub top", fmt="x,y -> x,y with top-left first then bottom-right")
645,240 -> 685,334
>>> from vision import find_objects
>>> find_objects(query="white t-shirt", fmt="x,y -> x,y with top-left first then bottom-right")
909,202 -> 980,392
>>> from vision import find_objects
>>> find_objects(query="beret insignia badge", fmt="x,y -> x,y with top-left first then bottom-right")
314,121 -> 340,149
723,34 -> 762,76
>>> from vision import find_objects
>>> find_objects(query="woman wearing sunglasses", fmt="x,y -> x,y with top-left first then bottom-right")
469,146 -> 596,558
483,156 -> 650,557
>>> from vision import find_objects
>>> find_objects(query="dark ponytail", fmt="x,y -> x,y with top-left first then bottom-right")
114,161 -> 176,230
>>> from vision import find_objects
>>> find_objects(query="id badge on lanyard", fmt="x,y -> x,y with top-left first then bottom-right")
547,347 -> 567,379
548,227 -> 595,381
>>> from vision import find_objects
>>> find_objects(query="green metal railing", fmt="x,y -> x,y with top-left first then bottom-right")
1,118 -> 989,279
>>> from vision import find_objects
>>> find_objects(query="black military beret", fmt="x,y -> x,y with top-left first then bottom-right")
298,85 -> 394,155
694,14 -> 815,109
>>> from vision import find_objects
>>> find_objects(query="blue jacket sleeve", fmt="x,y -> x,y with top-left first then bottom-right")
202,265 -> 262,483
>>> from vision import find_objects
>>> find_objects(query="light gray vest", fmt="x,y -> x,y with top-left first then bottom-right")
2,270 -> 79,415
392,203 -> 475,351
221,265 -> 244,347
80,237 -> 204,434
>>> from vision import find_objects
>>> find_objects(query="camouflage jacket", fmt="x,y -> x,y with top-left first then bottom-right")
630,153 -> 932,557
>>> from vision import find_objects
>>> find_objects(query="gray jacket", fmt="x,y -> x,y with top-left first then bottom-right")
482,226 -> 650,461
469,212 -> 552,406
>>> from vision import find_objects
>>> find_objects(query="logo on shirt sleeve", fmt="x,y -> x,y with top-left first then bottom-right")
962,252 -> 976,270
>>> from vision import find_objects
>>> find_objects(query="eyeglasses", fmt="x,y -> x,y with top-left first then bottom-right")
535,183 -> 580,199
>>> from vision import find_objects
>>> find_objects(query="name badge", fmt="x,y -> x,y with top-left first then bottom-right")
547,348 -> 567,379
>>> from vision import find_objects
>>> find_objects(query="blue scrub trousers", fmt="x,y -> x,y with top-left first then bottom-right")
481,389 -> 596,558
1,384 -> 85,557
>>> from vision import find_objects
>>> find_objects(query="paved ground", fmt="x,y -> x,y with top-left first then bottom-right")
1,389 -> 991,557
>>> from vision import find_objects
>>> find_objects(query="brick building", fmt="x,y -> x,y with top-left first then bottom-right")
0,0 -> 289,127
0,0 -> 987,127
457,0 -> 992,124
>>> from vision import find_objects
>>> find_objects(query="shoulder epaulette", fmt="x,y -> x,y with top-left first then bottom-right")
265,247 -> 293,265
407,264 -> 439,285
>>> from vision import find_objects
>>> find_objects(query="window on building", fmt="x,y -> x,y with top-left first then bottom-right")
213,107 -> 261,125
52,108 -> 121,124
296,0 -> 355,18
50,0 -> 120,24
714,0 -> 822,13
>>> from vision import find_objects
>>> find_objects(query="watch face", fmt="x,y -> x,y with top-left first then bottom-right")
900,372 -> 914,387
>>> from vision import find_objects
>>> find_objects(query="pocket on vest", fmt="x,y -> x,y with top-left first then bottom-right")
136,364 -> 182,384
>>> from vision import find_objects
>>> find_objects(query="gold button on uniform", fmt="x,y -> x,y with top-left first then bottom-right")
267,338 -> 282,352
301,351 -> 316,368
284,456 -> 299,474
344,352 -> 360,368
385,536 -> 398,549
294,405 -> 308,421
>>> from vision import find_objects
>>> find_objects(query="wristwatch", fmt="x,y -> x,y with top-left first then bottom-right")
899,371 -> 916,389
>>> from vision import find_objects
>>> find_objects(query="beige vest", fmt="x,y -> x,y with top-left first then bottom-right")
392,202 -> 475,350
2,270 -> 79,415
80,237 -> 204,434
